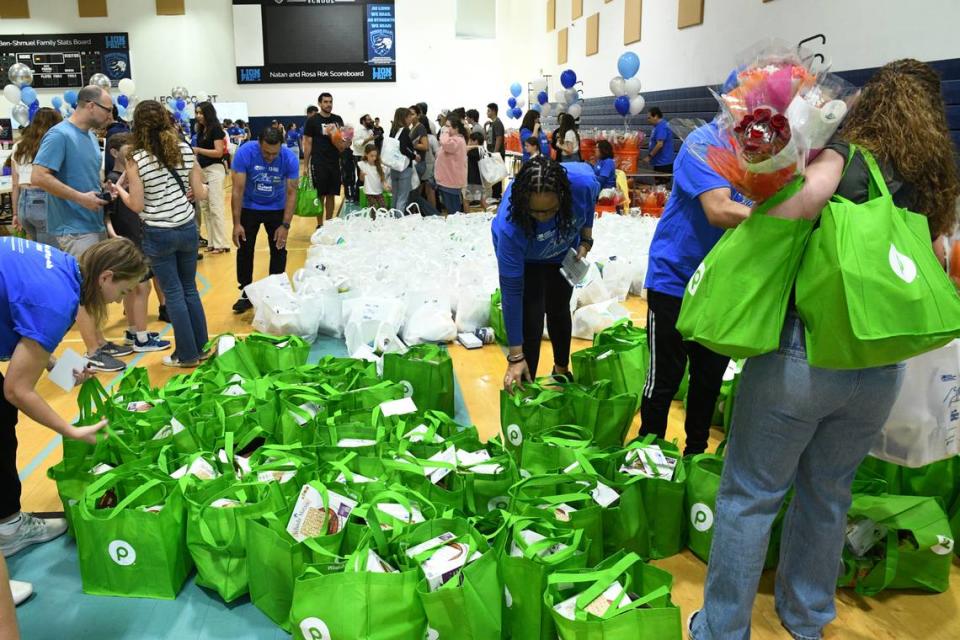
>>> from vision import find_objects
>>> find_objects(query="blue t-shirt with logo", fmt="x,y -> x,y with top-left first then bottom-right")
645,122 -> 749,299
594,158 -> 616,189
231,143 -> 299,211
0,237 -> 81,359
649,120 -> 676,167
492,162 -> 600,345
286,129 -> 302,148
32,120 -> 106,236
519,128 -> 551,164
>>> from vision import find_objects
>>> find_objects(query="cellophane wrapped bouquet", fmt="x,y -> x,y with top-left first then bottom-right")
696,40 -> 859,203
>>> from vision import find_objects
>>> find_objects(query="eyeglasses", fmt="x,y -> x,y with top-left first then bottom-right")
90,101 -> 113,114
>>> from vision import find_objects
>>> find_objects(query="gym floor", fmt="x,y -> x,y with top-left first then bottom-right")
5,196 -> 958,639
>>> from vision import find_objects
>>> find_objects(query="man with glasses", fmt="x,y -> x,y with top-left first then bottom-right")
31,85 -> 131,372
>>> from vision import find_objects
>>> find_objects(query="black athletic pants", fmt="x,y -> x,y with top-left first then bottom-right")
236,209 -> 287,291
522,263 -> 573,378
639,290 -> 729,455
0,372 -> 21,519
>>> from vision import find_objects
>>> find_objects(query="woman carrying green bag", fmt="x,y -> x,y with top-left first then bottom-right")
691,60 -> 960,640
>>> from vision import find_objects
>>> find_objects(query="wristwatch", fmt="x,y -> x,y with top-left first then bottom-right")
281,221 -> 291,229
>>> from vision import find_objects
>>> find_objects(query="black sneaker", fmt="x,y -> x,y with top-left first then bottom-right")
86,348 -> 127,373
199,236 -> 209,247
232,296 -> 253,314
158,305 -> 169,323
100,341 -> 133,358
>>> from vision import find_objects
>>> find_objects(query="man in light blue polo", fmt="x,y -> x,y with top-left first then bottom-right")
31,85 -> 130,372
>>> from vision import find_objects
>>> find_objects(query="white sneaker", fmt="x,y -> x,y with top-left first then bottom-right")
0,513 -> 68,557
687,609 -> 701,638
9,580 -> 32,606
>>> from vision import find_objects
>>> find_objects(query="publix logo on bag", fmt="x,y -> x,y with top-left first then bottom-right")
690,503 -> 714,532
688,262 -> 706,296
399,380 -> 414,399
888,244 -> 917,284
299,618 -> 331,640
931,535 -> 954,556
506,424 -> 523,446
425,628 -> 440,640
108,540 -> 137,566
487,496 -> 510,512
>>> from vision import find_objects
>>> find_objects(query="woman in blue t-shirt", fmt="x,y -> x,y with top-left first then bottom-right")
518,110 -> 551,164
0,237 -> 146,564
593,139 -> 617,190
492,157 -> 600,389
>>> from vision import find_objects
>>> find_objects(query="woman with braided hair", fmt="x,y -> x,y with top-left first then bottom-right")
492,157 -> 600,390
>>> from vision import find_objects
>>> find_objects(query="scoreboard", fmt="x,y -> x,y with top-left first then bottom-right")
0,33 -> 131,89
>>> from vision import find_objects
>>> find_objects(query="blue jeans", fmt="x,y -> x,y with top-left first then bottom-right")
17,188 -> 54,246
437,186 -> 462,215
692,314 -> 904,640
141,222 -> 209,362
391,166 -> 413,214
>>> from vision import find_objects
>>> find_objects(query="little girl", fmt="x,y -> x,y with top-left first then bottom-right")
357,143 -> 389,210
593,139 -> 617,190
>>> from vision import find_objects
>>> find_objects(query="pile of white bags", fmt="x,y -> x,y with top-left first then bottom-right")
246,210 -> 659,346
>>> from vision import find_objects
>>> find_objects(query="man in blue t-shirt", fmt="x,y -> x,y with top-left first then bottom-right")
645,107 -> 676,185
31,85 -> 131,373
229,126 -> 300,313
640,120 -> 751,456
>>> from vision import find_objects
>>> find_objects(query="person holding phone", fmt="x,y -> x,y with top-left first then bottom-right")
493,157 -> 600,388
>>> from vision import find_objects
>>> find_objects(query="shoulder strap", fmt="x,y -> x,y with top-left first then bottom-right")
168,166 -> 188,197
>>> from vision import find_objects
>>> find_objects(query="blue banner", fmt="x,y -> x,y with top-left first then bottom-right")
366,4 -> 395,65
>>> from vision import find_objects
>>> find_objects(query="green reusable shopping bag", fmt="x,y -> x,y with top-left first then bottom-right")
566,381 -> 640,448
489,290 -> 509,347
593,319 -> 645,349
840,494 -> 954,595
203,333 -> 262,380
74,471 -> 192,599
289,542 -> 427,640
519,425 -> 602,477
359,186 -> 393,209
296,175 -> 324,217
397,519 -> 503,640
676,178 -> 810,359
382,344 -> 456,416
184,476 -> 285,603
245,333 -> 310,373
509,473 -> 607,566
685,453 -> 723,563
500,383 -> 573,459
453,443 -> 520,515
797,147 -> 960,369
545,551 -> 682,640
612,436 -> 687,559
500,519 -> 591,640
572,341 -> 648,398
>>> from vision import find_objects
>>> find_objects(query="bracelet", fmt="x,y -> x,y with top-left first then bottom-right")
507,353 -> 526,364
580,236 -> 594,248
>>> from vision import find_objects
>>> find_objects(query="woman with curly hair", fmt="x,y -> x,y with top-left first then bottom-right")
690,59 -> 960,640
10,107 -> 62,245
113,100 -> 210,368
492,156 -> 600,390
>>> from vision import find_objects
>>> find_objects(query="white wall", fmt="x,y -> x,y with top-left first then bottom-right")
503,0 -> 960,102
1,0 -> 513,126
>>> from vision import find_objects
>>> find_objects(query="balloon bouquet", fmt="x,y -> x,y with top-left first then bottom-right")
554,69 -> 583,119
3,63 -> 38,127
506,82 -> 525,121
609,52 -> 645,125
529,77 -> 549,118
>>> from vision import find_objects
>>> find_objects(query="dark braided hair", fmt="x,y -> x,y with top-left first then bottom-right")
508,156 -> 574,238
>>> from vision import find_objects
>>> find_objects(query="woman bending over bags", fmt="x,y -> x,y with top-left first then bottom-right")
690,59 -> 959,640
0,238 -> 147,603
493,157 -> 600,390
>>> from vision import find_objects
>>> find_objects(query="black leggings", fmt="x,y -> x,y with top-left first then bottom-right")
0,372 -> 21,519
522,262 -> 574,378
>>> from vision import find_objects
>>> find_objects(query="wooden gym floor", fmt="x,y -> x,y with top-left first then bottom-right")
5,185 -> 958,639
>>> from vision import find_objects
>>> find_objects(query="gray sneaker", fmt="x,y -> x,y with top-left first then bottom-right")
100,340 -> 133,357
87,347 -> 127,372
0,513 -> 68,557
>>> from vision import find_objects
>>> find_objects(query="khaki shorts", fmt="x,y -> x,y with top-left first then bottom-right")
57,232 -> 107,258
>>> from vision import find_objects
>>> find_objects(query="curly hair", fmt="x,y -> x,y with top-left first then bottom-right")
840,59 -> 959,237
130,100 -> 185,169
12,108 -> 62,165
508,156 -> 574,238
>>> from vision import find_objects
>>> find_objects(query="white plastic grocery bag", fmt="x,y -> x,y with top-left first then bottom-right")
479,148 -> 508,187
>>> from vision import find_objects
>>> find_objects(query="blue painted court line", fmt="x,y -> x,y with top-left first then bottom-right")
18,273 -> 212,482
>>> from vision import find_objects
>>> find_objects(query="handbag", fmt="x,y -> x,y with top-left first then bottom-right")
479,147 -> 508,186
381,130 -> 411,172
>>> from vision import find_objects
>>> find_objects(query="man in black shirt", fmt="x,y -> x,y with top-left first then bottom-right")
485,102 -> 505,200
302,92 -> 344,225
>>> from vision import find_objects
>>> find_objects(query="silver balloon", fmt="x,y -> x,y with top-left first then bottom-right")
8,63 -> 33,87
89,73 -> 112,90
171,86 -> 189,99
11,102 -> 29,127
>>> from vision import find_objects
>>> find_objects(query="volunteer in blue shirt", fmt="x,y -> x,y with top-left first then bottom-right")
0,237 -> 146,564
645,107 -> 676,184
493,157 -> 600,389
519,111 -> 552,164
285,123 -> 302,151
640,120 -> 750,455
230,127 -> 300,314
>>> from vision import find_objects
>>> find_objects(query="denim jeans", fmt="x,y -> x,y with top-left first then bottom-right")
18,187 -> 54,246
437,185 -> 462,215
692,314 -> 904,640
391,166 -> 413,214
141,221 -> 209,362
